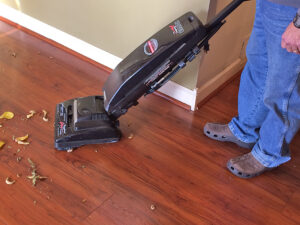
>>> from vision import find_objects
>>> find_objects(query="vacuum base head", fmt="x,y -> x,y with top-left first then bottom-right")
54,96 -> 121,150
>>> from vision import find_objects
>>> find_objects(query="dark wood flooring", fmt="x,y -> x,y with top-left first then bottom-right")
0,20 -> 299,225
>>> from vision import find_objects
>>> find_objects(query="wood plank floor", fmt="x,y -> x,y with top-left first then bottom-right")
0,20 -> 299,225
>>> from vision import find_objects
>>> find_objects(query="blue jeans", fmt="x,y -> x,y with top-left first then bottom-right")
228,0 -> 300,168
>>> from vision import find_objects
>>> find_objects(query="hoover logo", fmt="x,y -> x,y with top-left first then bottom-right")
144,38 -> 158,56
169,20 -> 184,35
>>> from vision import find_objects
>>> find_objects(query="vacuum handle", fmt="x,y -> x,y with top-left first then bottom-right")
205,0 -> 250,32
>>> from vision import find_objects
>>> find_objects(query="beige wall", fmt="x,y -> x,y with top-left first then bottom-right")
1,0 -> 210,90
197,0 -> 255,96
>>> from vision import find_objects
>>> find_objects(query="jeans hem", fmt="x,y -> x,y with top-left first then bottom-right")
251,146 -> 291,168
228,121 -> 253,144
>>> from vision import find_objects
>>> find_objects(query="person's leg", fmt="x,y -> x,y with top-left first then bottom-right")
228,0 -> 269,144
204,0 -> 269,145
228,1 -> 300,178
250,0 -> 300,168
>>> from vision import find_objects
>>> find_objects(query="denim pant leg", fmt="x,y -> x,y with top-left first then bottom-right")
251,1 -> 300,168
228,0 -> 269,143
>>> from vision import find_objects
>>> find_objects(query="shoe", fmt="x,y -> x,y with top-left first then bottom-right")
227,152 -> 273,178
203,123 -> 255,149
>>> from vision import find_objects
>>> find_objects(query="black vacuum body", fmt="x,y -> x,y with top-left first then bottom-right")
55,96 -> 121,150
103,12 -> 206,119
54,0 -> 249,150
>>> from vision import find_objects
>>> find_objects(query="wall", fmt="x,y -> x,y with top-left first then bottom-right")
196,0 -> 256,104
0,0 -> 210,91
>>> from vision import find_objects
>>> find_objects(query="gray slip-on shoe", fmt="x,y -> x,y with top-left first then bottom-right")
203,123 -> 255,149
227,152 -> 274,178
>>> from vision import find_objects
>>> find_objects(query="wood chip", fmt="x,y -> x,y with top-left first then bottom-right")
15,134 -> 30,145
5,177 -> 15,185
26,110 -> 36,119
28,158 -> 36,169
128,133 -> 134,139
17,157 -> 22,162
15,134 -> 29,142
17,140 -> 30,145
0,111 -> 14,119
42,110 -> 49,122
150,204 -> 156,211
27,158 -> 47,186
0,141 -> 5,149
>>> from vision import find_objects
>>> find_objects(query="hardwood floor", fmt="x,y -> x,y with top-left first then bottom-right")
0,20 -> 299,225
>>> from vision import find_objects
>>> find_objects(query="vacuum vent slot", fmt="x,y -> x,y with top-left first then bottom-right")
67,105 -> 73,128
92,114 -> 110,121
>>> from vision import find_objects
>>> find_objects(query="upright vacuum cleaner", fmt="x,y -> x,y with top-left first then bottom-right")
54,0 -> 249,150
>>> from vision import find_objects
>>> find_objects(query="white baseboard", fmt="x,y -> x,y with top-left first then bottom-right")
0,2 -> 122,69
196,58 -> 246,106
158,81 -> 197,111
